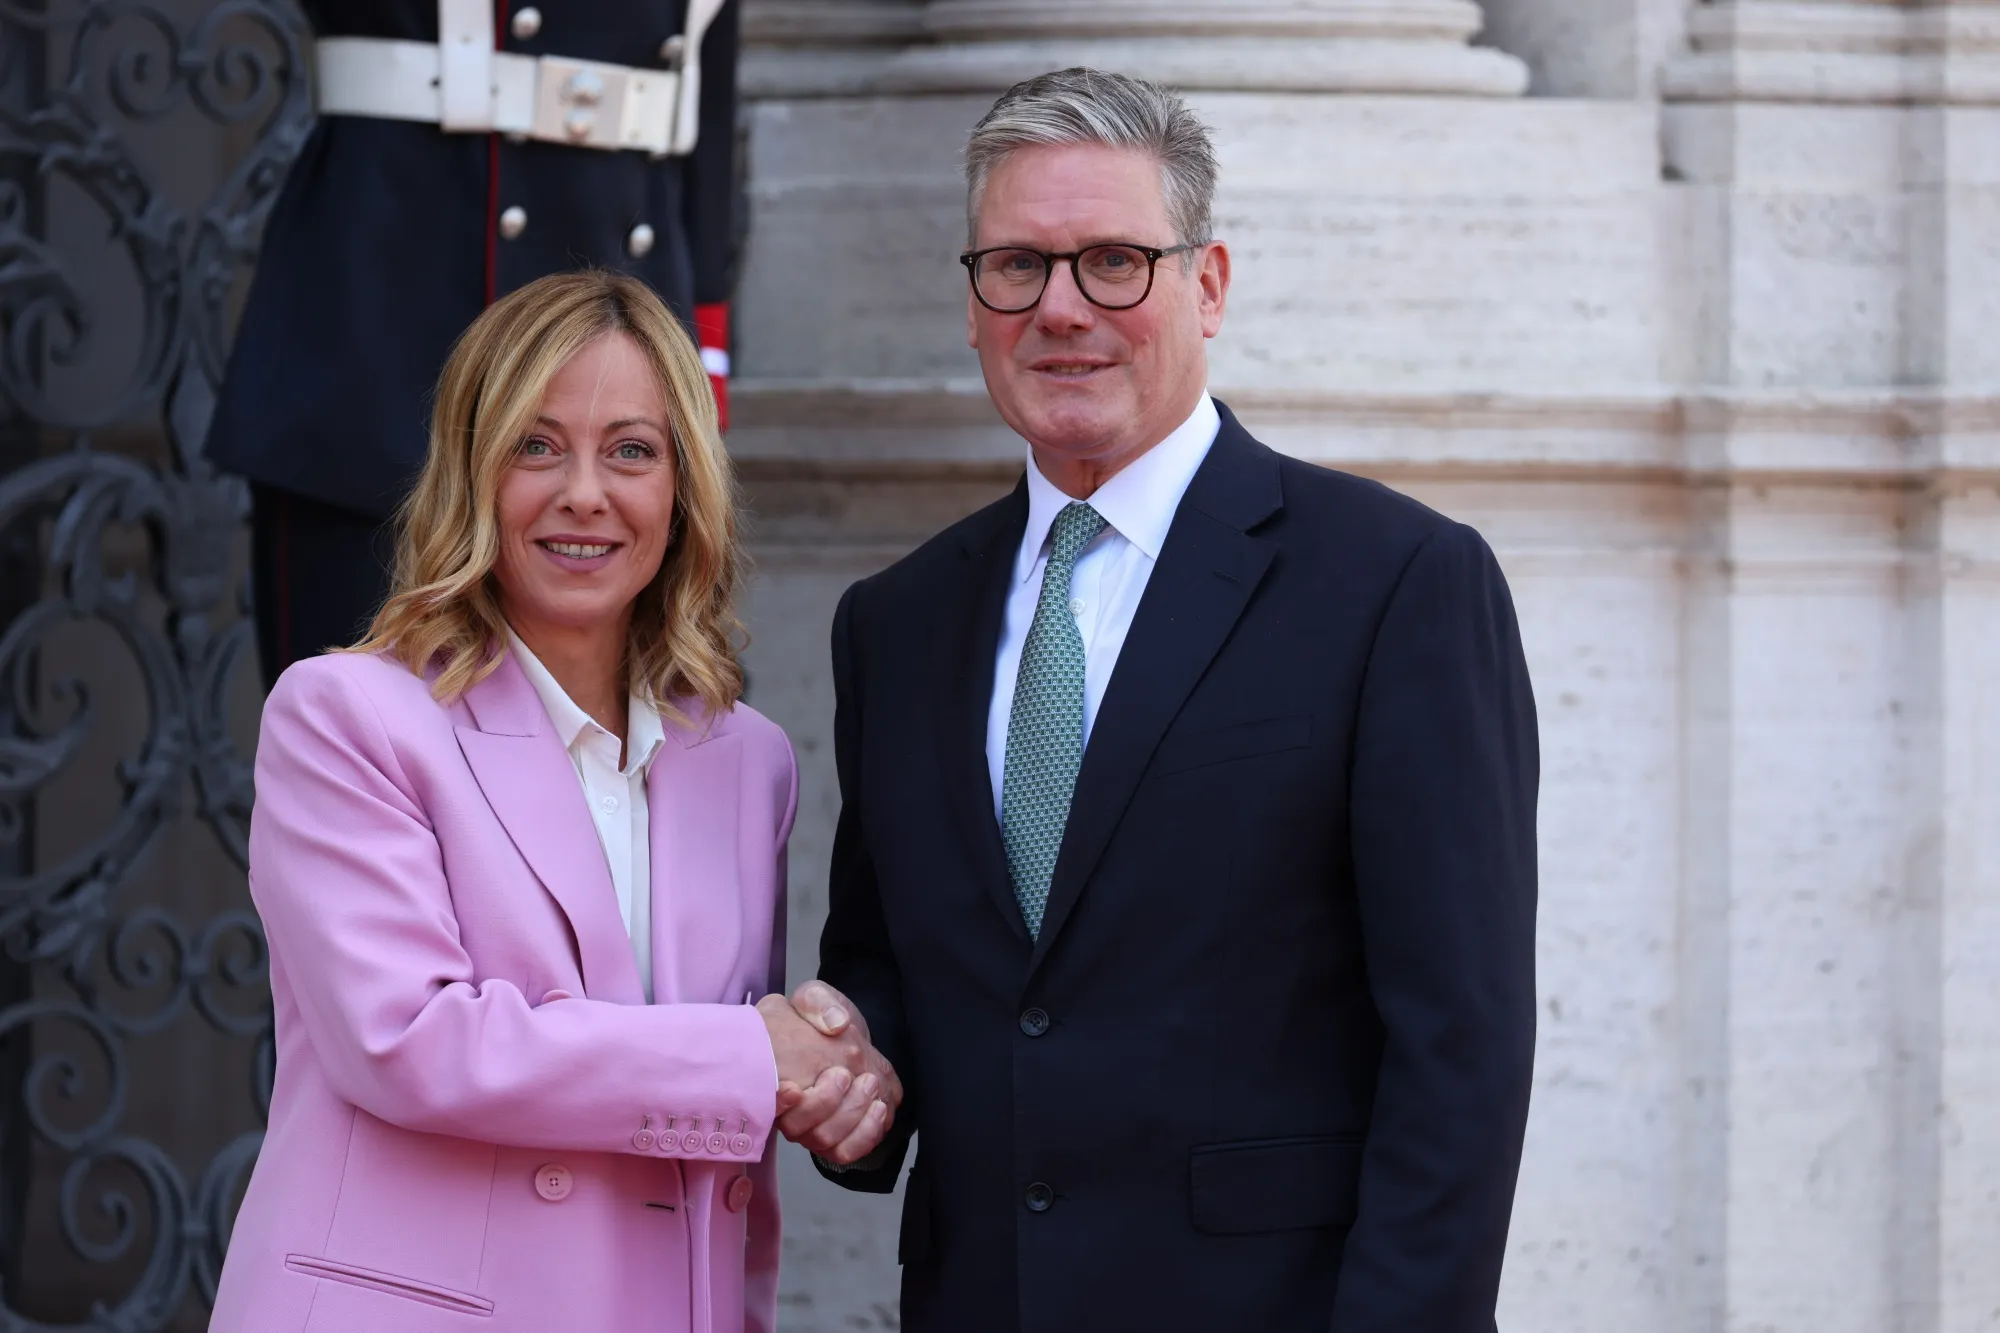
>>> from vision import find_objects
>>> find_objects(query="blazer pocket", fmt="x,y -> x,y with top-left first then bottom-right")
285,1254 -> 495,1317
1188,1135 -> 1363,1236
897,1167 -> 934,1267
1150,714 -> 1312,778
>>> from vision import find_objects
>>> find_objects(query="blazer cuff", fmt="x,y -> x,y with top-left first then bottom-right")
629,1002 -> 778,1164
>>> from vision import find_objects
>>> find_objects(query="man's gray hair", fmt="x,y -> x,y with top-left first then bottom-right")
964,68 -> 1219,250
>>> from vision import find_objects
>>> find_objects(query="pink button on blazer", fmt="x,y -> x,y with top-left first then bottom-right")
209,647 -> 796,1333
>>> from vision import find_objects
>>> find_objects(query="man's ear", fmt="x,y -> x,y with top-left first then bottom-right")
1198,241 -> 1231,339
967,289 -> 980,350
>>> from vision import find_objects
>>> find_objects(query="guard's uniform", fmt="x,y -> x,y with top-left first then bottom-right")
207,0 -> 741,682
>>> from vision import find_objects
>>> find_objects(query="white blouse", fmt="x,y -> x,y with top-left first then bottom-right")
507,629 -> 665,1003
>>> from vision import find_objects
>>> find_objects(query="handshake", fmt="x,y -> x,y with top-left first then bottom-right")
755,981 -> 903,1165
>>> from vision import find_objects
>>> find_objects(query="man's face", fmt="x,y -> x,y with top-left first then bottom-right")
967,142 -> 1228,487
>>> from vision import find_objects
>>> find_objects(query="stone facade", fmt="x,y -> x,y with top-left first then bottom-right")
730,3 -> 2000,1328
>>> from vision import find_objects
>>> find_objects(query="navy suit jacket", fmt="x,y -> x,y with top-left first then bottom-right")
817,402 -> 1540,1332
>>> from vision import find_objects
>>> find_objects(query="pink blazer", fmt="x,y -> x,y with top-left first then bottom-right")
210,648 -> 796,1333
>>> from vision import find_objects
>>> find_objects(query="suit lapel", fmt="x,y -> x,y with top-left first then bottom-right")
933,482 -> 1032,943
646,712 -> 744,1004
457,653 -> 645,1005
1029,410 -> 1284,972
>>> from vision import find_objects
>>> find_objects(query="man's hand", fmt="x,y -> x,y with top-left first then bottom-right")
772,980 -> 903,1165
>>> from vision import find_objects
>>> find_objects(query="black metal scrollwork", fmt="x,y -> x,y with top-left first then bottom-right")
0,0 -> 308,1326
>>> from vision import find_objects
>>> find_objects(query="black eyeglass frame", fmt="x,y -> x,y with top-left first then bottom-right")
959,241 -> 1202,313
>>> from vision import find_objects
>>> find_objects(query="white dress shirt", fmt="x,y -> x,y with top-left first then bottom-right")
986,393 -> 1221,817
508,629 -> 666,1003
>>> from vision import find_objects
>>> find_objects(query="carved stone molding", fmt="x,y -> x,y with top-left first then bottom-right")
880,0 -> 1529,96
1664,1 -> 2000,104
726,379 -> 2000,486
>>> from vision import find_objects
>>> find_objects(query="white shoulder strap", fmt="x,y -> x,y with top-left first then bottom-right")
437,0 -> 497,131
670,0 -> 730,156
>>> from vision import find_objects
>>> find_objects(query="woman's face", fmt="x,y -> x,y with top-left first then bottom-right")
492,331 -> 677,644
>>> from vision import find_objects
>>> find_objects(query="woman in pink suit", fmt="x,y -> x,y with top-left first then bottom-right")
210,270 -> 896,1333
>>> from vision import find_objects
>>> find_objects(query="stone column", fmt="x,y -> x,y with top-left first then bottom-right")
1478,0 -> 1693,96
887,0 -> 1528,95
739,0 -> 924,98
1661,5 -> 2000,1333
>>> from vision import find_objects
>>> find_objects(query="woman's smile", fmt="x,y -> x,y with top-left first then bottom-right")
534,535 -> 624,568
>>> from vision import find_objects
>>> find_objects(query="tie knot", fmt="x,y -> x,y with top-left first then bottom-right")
1049,502 -> 1107,565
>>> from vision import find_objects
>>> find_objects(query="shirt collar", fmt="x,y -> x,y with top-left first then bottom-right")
1015,392 -> 1221,584
506,628 -> 666,777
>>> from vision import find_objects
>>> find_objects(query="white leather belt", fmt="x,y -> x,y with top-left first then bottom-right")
316,38 -> 691,155
313,0 -> 728,156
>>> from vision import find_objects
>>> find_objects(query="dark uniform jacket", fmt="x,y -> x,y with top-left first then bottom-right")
206,0 -> 740,519
816,403 -> 1541,1333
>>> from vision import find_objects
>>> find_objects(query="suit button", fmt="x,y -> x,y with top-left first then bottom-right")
680,1131 -> 705,1153
509,5 -> 541,39
498,206 -> 527,240
725,1176 -> 755,1214
706,1132 -> 728,1154
1024,1182 -> 1054,1212
627,223 -> 656,259
534,1163 -> 573,1202
632,1128 -> 656,1151
1019,1008 -> 1050,1037
729,1134 -> 752,1155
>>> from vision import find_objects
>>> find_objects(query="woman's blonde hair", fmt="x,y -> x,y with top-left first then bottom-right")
351,268 -> 744,717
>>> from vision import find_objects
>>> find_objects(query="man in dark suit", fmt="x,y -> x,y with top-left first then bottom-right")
786,68 -> 1541,1332
205,0 -> 741,683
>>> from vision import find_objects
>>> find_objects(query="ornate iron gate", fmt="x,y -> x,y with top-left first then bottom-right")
0,0 -> 309,1326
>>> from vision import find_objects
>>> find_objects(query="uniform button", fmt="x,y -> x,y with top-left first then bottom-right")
498,206 -> 527,240
534,1163 -> 573,1202
680,1131 -> 705,1153
633,1127 -> 656,1151
729,1134 -> 752,1155
1024,1182 -> 1054,1212
725,1176 -> 755,1214
509,5 -> 541,39
706,1132 -> 728,1154
1019,1007 -> 1050,1037
626,223 -> 656,259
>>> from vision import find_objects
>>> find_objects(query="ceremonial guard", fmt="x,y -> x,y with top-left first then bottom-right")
207,0 -> 741,682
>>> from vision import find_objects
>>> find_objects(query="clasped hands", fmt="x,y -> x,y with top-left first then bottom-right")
756,981 -> 902,1165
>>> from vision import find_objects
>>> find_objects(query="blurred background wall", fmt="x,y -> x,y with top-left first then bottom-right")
2,1 -> 1997,1330
728,3 -> 2000,1329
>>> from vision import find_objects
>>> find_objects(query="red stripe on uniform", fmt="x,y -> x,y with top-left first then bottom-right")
484,131 -> 499,305
483,0 -> 505,305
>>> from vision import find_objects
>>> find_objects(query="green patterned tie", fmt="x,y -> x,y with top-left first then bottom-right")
1003,501 -> 1108,938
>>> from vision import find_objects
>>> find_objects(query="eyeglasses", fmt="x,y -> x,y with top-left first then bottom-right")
960,242 -> 1200,314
